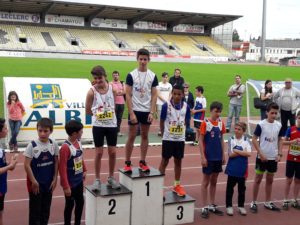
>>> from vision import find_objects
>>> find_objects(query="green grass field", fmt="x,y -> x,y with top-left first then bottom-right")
0,57 -> 299,117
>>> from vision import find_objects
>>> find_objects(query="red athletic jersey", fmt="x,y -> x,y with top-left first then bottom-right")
287,126 -> 300,162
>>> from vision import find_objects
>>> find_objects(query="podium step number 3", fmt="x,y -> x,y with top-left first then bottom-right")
85,184 -> 132,225
119,167 -> 164,225
164,191 -> 196,225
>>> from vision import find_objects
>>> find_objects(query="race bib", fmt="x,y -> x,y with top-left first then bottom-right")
290,144 -> 300,156
169,125 -> 184,136
96,111 -> 113,121
74,156 -> 83,173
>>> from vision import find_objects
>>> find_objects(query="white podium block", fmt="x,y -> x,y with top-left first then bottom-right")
119,167 -> 164,225
163,191 -> 195,225
85,184 -> 132,225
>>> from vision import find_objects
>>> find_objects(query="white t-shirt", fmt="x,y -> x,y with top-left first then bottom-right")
24,139 -> 59,159
126,69 -> 158,112
254,119 -> 284,160
156,82 -> 172,106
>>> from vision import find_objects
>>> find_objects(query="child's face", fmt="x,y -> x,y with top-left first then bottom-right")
10,94 -> 17,101
210,108 -> 222,119
234,125 -> 244,137
93,75 -> 106,87
0,124 -> 8,138
195,89 -> 201,97
266,108 -> 278,121
137,55 -> 149,68
74,129 -> 83,140
162,75 -> 168,82
172,89 -> 183,103
37,126 -> 52,141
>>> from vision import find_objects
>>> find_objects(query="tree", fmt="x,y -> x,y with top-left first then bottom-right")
232,29 -> 242,42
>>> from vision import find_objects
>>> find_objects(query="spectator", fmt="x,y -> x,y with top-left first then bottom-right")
156,72 -> 172,136
6,91 -> 25,151
273,78 -> 300,134
225,75 -> 245,133
110,71 -> 126,136
183,83 -> 194,109
169,68 -> 185,88
260,80 -> 273,120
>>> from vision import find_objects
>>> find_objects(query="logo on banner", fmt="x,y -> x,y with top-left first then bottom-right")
30,84 -> 64,108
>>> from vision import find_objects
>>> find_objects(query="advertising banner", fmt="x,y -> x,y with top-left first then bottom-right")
3,77 -> 92,142
134,21 -> 167,31
91,18 -> 127,29
45,14 -> 84,26
173,24 -> 204,33
0,11 -> 40,23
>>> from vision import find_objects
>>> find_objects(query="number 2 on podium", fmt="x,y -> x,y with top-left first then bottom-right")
145,181 -> 150,196
108,199 -> 116,215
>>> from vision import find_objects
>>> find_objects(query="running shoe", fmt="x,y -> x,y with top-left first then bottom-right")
238,207 -> 247,216
123,161 -> 132,173
139,160 -> 150,172
264,202 -> 280,211
107,177 -> 121,189
282,201 -> 289,210
92,179 -> 101,191
250,201 -> 258,213
208,204 -> 224,216
201,208 -> 209,219
172,185 -> 186,197
226,207 -> 233,216
193,141 -> 199,146
292,200 -> 300,210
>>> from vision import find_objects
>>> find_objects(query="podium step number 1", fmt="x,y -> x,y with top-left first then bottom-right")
85,184 -> 132,225
119,167 -> 164,225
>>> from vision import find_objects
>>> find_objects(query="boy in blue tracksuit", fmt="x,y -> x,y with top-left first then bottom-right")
225,122 -> 251,216
0,118 -> 18,225
24,118 -> 59,225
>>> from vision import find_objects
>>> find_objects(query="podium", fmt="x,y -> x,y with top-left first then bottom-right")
119,167 -> 164,225
163,191 -> 196,225
85,184 -> 132,225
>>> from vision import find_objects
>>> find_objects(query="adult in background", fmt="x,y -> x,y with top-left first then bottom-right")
169,68 -> 185,88
183,83 -> 194,109
273,78 -> 300,134
225,75 -> 245,133
156,72 -> 172,136
110,71 -> 126,136
260,80 -> 273,120
123,48 -> 158,173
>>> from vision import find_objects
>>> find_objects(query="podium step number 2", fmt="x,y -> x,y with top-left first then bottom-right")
85,184 -> 132,225
119,167 -> 164,225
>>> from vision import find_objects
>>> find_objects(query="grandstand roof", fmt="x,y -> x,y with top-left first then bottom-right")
0,0 -> 241,28
251,39 -> 300,49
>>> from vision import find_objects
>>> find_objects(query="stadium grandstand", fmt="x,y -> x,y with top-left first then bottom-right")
0,0 -> 241,61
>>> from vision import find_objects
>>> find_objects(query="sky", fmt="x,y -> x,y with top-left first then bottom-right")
57,0 -> 300,40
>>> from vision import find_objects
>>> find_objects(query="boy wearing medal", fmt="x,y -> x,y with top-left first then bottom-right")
159,85 -> 191,197
123,48 -> 158,173
85,65 -> 120,190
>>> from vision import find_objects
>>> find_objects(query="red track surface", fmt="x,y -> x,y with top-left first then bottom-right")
3,143 -> 299,225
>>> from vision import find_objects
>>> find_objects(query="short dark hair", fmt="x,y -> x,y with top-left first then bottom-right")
37,118 -> 53,132
137,48 -> 150,59
174,68 -> 181,73
235,122 -> 247,132
195,86 -> 204,94
162,72 -> 168,77
266,102 -> 279,112
112,71 -> 119,75
236,74 -> 241,78
65,120 -> 83,136
210,101 -> 223,112
172,84 -> 184,93
91,65 -> 106,77
0,118 -> 5,132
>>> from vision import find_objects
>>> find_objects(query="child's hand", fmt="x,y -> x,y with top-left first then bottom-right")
50,178 -> 57,193
191,109 -> 195,115
64,188 -> 71,197
31,180 -> 39,195
201,157 -> 208,167
8,155 -> 18,170
259,152 -> 268,162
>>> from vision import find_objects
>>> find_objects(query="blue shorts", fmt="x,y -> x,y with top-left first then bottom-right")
202,160 -> 223,175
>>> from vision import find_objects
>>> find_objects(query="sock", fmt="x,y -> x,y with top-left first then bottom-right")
174,180 -> 180,186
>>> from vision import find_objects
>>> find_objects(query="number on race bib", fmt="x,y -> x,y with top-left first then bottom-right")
96,111 -> 113,121
73,157 -> 83,173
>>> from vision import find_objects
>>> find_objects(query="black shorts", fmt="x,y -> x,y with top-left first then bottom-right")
0,194 -> 5,211
128,111 -> 151,125
286,160 -> 300,179
162,141 -> 185,159
92,126 -> 118,147
255,158 -> 278,174
194,121 -> 201,129
202,160 -> 223,175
